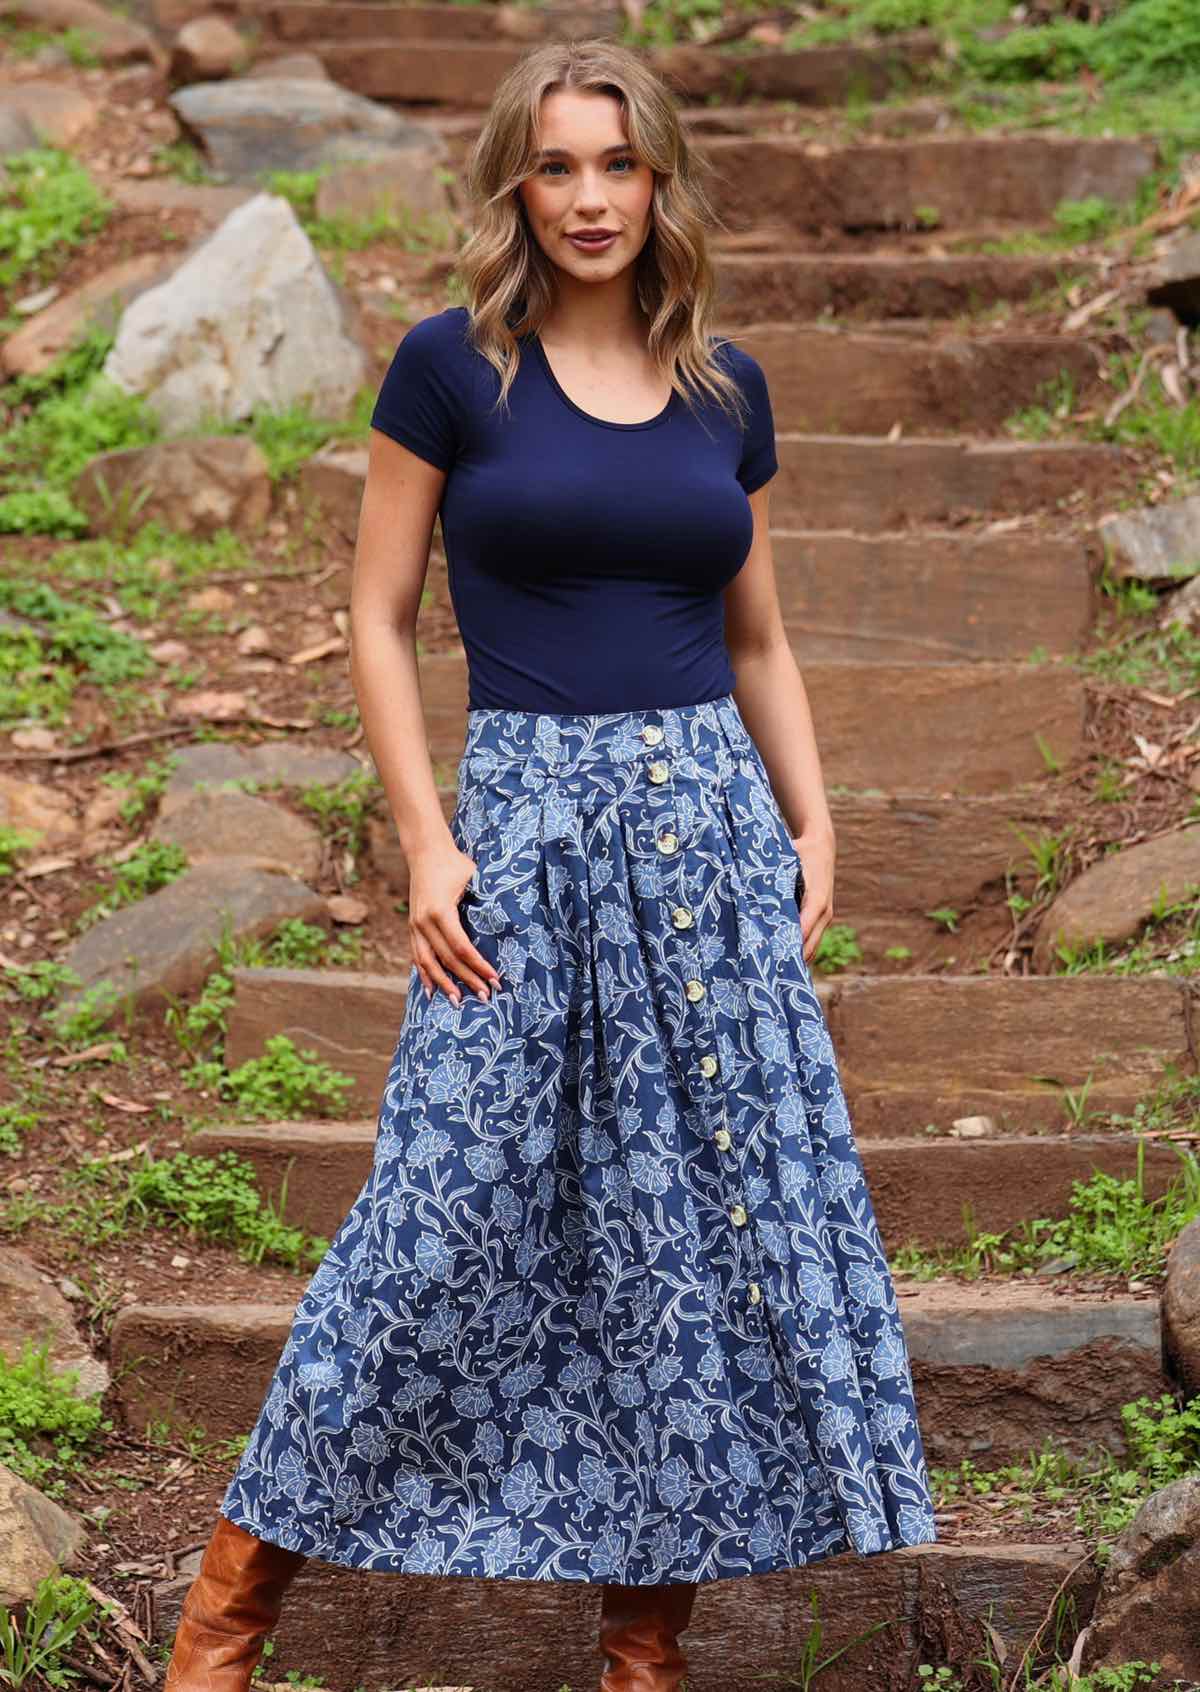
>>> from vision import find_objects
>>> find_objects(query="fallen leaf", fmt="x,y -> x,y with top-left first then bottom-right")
175,690 -> 250,720
23,854 -> 76,878
51,1042 -> 121,1066
99,1093 -> 153,1114
288,635 -> 347,665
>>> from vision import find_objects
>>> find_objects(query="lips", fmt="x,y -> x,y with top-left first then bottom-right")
567,231 -> 618,251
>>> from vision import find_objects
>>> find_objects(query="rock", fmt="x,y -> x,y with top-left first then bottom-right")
0,79 -> 97,146
152,791 -> 323,880
313,147 -> 451,229
0,774 -> 78,850
1146,229 -> 1200,326
184,585 -> 235,614
169,74 -> 443,182
1099,495 -> 1200,586
247,52 -> 330,82
170,14 -> 246,82
103,193 -> 366,433
1163,1215 -> 1200,1395
1033,825 -> 1200,970
1079,1475 -> 1200,1685
0,1247 -> 109,1398
72,436 -> 271,537
2,0 -> 165,68
0,1463 -> 85,1607
56,859 -> 328,1021
109,178 -> 252,221
0,106 -> 37,157
1,252 -> 168,379
159,741 -> 363,818
326,893 -> 367,924
297,444 -> 367,542
1162,573 -> 1200,631
366,813 -> 408,897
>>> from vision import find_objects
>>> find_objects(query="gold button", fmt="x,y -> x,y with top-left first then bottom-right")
641,724 -> 664,745
729,1203 -> 748,1227
699,1054 -> 719,1078
671,906 -> 693,929
647,760 -> 670,784
684,978 -> 705,1002
656,832 -> 679,855
714,1127 -> 732,1151
748,1281 -> 762,1304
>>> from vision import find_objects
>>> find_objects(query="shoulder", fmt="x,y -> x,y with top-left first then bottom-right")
389,305 -> 476,370
707,333 -> 769,397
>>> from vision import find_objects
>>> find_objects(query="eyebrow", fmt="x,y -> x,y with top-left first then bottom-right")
533,144 -> 634,159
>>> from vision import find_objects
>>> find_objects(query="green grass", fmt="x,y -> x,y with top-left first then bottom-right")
0,1339 -> 107,1497
75,841 -> 190,932
0,575 -> 156,728
0,1573 -> 111,1690
0,148 -> 110,296
260,167 -> 457,255
893,1137 -> 1200,1282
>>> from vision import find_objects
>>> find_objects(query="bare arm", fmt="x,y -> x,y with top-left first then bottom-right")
349,427 -> 501,1006
723,481 -> 836,961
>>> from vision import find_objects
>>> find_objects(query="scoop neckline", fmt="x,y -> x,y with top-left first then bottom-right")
531,331 -> 677,432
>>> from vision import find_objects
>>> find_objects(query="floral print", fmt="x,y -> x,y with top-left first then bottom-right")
221,693 -> 938,1584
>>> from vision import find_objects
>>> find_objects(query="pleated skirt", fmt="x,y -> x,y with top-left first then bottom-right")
221,692 -> 939,1584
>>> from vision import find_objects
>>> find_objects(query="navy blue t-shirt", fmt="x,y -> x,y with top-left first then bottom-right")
369,305 -> 777,713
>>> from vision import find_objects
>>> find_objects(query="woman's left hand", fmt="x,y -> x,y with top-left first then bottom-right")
790,830 -> 835,964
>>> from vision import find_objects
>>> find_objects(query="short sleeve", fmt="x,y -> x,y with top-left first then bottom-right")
370,312 -> 462,472
731,345 -> 778,495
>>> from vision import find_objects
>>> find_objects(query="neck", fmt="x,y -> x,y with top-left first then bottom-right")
537,270 -> 648,351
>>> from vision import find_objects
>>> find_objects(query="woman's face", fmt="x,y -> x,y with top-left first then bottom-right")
517,87 -> 655,289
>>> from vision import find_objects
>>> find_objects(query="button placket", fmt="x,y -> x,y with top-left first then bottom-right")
644,727 -> 757,1314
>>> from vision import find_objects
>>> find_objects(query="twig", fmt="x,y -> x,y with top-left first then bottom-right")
1103,343 -> 1172,427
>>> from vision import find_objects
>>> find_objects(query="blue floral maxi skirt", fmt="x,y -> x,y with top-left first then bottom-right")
221,693 -> 939,1584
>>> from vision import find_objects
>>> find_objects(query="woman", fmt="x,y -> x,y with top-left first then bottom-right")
162,37 -> 938,1692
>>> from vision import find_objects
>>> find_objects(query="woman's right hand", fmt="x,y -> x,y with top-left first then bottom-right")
407,843 -> 503,1006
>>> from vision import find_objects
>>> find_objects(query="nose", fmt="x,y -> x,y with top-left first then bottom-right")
573,166 -> 611,217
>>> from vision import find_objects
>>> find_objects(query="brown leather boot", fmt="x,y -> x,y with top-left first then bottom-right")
164,1515 -> 306,1691
597,1579 -> 699,1690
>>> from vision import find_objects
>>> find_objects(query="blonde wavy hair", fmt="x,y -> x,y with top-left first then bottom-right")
454,37 -> 747,428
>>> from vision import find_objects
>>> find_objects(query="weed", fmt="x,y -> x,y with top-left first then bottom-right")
893,1138 -> 1200,1282
812,921 -> 863,974
186,1033 -> 356,1120
0,1340 -> 107,1497
0,148 -> 109,293
0,1573 -> 110,1690
261,167 -> 456,254
297,767 -> 381,855
98,753 -> 181,826
0,828 -> 38,877
76,840 -> 189,931
0,1104 -> 35,1157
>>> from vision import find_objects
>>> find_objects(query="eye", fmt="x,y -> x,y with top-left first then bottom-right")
610,155 -> 638,173
539,161 -> 567,176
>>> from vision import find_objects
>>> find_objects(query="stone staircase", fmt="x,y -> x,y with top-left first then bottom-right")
115,20 -> 1190,1691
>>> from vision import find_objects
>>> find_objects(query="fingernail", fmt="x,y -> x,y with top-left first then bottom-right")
477,986 -> 489,1002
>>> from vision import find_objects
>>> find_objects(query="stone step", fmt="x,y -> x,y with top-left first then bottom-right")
748,325 -> 1102,434
150,1533 -> 1101,1692
110,1279 -> 1163,1466
255,26 -> 938,108
223,970 -> 1191,1132
698,135 -> 1157,234
770,435 -> 1134,529
191,1120 -> 1190,1258
712,251 -> 1100,321
413,651 -> 1087,787
300,436 -> 1134,539
771,528 -> 1094,662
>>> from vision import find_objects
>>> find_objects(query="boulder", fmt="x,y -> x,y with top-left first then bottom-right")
297,444 -> 367,542
1099,495 -> 1200,586
0,79 -> 97,146
170,14 -> 246,82
1162,572 -> 1200,631
1146,230 -> 1200,326
0,1247 -> 108,1398
1078,1475 -> 1200,1686
72,435 -> 271,537
2,0 -> 165,67
313,147 -> 451,228
169,74 -> 443,182
0,773 -> 78,850
103,192 -> 366,433
151,790 -> 323,880
0,106 -> 37,157
1,252 -> 168,378
56,859 -> 328,1020
159,741 -> 363,817
0,1463 -> 85,1608
1163,1215 -> 1200,1395
1033,825 -> 1200,970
